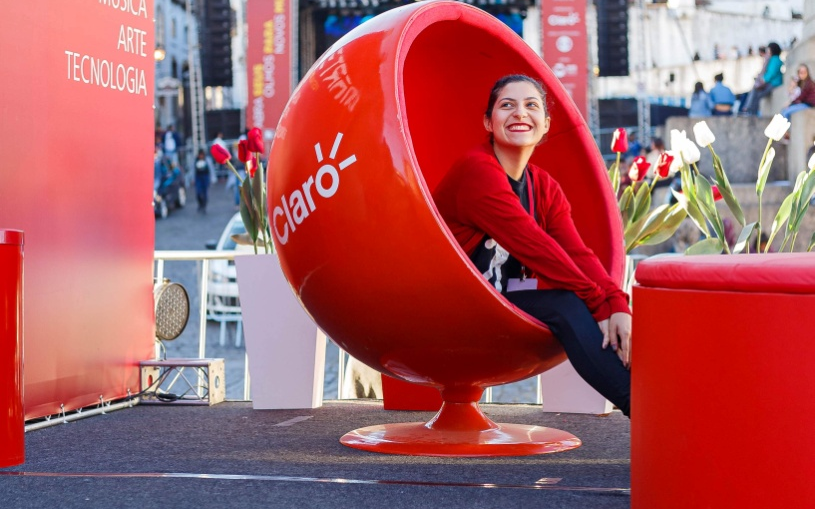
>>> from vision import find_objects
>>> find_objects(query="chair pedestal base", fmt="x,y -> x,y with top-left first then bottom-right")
341,401 -> 580,456
341,421 -> 580,457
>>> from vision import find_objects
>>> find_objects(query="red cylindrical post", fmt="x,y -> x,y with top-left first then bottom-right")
0,229 -> 24,468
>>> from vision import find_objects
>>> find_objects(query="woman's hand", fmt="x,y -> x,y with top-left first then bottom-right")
599,313 -> 632,369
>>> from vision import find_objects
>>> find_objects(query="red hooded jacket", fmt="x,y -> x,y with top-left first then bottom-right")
433,143 -> 630,322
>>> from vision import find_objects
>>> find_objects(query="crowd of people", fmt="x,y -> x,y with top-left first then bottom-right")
154,126 -> 253,215
687,41 -> 814,123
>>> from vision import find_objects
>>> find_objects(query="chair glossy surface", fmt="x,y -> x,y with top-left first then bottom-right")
267,1 -> 622,456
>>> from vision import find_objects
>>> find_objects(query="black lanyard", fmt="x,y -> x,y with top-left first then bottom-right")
520,167 -> 534,280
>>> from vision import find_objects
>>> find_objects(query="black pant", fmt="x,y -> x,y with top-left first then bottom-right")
504,289 -> 631,416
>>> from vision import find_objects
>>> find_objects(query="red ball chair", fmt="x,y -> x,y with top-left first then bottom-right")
267,0 -> 623,456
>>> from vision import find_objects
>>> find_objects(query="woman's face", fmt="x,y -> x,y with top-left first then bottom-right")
484,81 -> 550,150
798,66 -> 809,81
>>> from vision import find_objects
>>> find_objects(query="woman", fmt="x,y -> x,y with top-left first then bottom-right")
780,64 -> 815,120
432,75 -> 631,416
743,41 -> 784,116
688,82 -> 712,118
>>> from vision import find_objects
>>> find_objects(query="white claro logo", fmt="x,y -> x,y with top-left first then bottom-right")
547,13 -> 580,27
273,132 -> 357,245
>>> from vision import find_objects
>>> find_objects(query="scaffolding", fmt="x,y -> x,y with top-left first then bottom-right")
186,0 -> 207,166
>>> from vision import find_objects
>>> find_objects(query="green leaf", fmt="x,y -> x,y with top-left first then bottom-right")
624,213 -> 649,252
732,222 -> 757,254
230,232 -> 257,246
240,178 -> 259,243
631,182 -> 652,223
756,145 -> 775,195
637,204 -> 688,247
808,231 -> 815,252
711,150 -> 745,225
672,188 -> 711,238
618,186 -> 634,227
785,171 -> 807,235
680,163 -> 696,202
694,174 -> 726,244
789,168 -> 815,234
608,161 -> 620,196
694,174 -> 716,219
252,157 -> 265,220
766,192 -> 795,248
685,238 -> 724,255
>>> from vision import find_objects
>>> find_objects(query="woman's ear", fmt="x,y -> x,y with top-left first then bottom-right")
483,115 -> 493,133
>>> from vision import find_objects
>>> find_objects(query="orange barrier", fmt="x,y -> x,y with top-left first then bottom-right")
0,230 -> 24,468
632,253 -> 815,508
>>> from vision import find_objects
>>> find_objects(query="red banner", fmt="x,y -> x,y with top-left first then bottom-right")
0,0 -> 155,418
541,0 -> 588,120
246,0 -> 294,140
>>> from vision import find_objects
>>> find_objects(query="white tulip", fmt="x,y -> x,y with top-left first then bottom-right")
681,139 -> 701,164
693,121 -> 716,147
670,129 -> 687,153
808,152 -> 815,171
666,150 -> 682,177
764,114 -> 791,141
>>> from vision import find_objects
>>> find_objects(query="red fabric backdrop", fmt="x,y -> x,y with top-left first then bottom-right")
0,1 -> 155,419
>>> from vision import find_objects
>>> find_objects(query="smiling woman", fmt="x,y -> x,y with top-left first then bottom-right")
432,74 -> 632,417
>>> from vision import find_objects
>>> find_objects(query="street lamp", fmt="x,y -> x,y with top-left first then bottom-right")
154,46 -> 166,62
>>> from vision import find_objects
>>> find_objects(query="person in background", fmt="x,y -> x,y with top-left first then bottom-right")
193,148 -> 212,213
162,124 -> 182,166
154,145 -> 167,191
688,82 -> 712,118
780,64 -> 815,120
742,42 -> 784,116
626,131 -> 643,159
708,73 -> 736,116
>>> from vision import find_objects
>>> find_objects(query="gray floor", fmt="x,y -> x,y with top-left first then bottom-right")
1,401 -> 630,509
1,179 -> 630,507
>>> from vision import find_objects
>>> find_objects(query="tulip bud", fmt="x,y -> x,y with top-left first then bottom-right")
238,139 -> 250,163
809,151 -> 815,171
681,139 -> 701,164
247,127 -> 265,154
210,144 -> 231,165
628,156 -> 651,181
693,121 -> 716,147
611,128 -> 628,153
712,185 -> 723,201
670,129 -> 687,154
246,156 -> 257,178
656,152 -> 676,178
764,114 -> 791,141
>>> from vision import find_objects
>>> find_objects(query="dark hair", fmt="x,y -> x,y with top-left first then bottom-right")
714,73 -> 724,82
767,42 -> 781,56
485,74 -> 548,117
797,64 -> 812,84
651,137 -> 665,151
484,74 -> 549,145
693,81 -> 704,94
